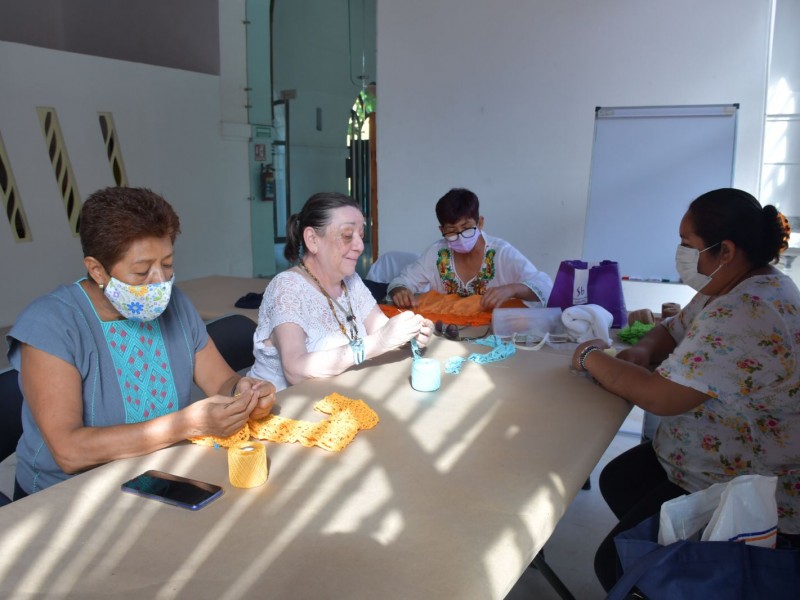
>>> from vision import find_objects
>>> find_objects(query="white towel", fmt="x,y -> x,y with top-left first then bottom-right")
561,304 -> 613,345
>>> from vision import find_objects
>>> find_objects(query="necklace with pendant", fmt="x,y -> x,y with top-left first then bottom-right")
298,262 -> 359,341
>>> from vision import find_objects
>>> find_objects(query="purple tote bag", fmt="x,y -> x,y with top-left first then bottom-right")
546,260 -> 627,328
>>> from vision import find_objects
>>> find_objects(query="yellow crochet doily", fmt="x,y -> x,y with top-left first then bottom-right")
190,392 -> 379,452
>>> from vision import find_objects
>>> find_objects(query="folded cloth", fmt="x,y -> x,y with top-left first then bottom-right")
235,292 -> 264,309
379,290 -> 527,327
562,304 -> 613,345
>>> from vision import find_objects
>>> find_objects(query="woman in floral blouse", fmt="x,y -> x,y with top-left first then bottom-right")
387,188 -> 552,310
571,188 -> 800,591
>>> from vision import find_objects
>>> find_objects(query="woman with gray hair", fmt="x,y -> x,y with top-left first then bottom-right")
249,192 -> 433,391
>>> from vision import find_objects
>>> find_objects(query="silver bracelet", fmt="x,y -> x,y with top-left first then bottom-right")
350,338 -> 366,365
579,345 -> 602,371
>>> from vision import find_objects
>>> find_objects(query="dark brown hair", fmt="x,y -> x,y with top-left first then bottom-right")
79,187 -> 181,270
688,188 -> 790,266
284,192 -> 361,263
435,188 -> 480,226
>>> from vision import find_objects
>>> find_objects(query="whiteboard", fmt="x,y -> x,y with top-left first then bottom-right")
582,105 -> 737,281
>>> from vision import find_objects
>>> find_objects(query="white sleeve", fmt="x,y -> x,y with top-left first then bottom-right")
253,273 -> 308,343
386,241 -> 441,295
493,241 -> 553,304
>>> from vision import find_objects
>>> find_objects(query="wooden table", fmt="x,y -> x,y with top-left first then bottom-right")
177,275 -> 270,322
0,336 -> 630,599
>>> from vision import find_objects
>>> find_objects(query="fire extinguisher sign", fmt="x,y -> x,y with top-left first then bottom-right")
254,143 -> 267,162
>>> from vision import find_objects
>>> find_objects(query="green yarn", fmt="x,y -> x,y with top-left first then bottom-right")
618,321 -> 656,344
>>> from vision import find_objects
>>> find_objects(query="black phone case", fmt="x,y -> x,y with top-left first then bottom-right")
121,469 -> 223,510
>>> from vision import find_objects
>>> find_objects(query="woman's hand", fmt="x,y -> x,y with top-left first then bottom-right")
571,339 -> 610,371
480,285 -> 515,309
390,287 -> 418,309
186,393 -> 258,438
414,318 -> 434,348
615,345 -> 653,368
377,311 -> 425,351
233,377 -> 276,420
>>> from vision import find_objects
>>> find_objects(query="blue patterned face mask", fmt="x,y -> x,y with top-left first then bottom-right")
104,275 -> 174,321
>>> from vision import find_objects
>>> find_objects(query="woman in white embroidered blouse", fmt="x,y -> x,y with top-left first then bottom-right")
248,192 -> 434,391
387,187 -> 553,310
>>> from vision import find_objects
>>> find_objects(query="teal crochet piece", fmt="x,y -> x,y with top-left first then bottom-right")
444,335 -> 516,374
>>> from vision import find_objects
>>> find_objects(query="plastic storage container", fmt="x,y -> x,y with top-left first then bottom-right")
492,307 -> 566,343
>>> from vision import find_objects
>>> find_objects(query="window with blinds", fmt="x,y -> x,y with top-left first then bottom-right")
0,132 -> 31,242
98,112 -> 128,187
37,107 -> 82,236
761,0 -> 800,229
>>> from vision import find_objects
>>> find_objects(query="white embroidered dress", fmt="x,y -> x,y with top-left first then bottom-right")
248,270 -> 377,391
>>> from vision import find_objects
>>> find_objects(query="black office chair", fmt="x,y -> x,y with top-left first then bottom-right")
206,314 -> 257,373
0,368 -> 23,508
1,368 -> 23,463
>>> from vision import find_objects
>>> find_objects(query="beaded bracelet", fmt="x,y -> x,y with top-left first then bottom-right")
350,338 -> 366,365
578,345 -> 602,371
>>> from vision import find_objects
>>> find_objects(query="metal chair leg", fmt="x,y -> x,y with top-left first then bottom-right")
529,549 -> 577,600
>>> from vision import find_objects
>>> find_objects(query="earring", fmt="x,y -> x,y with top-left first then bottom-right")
98,282 -> 105,290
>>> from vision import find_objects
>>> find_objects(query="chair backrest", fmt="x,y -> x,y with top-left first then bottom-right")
0,368 -> 23,463
366,251 -> 420,283
206,314 -> 257,373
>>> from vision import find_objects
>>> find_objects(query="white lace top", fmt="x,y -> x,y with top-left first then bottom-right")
247,270 -> 377,391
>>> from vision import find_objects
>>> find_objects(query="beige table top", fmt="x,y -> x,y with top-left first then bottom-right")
0,337 -> 630,600
177,275 -> 270,322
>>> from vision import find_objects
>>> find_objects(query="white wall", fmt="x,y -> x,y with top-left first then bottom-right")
376,0 -> 773,302
0,39 -> 252,326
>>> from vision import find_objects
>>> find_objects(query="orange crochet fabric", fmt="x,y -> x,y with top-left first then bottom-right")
379,290 -> 525,326
190,423 -> 252,448
190,393 -> 379,452
248,392 -> 379,452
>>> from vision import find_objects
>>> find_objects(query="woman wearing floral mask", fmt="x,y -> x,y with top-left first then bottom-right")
571,188 -> 800,591
7,187 -> 275,498
388,188 -> 552,310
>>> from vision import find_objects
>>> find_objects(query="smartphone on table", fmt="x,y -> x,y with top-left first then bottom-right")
121,469 -> 224,510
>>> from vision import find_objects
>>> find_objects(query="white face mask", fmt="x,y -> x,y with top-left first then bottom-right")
104,275 -> 174,321
675,243 -> 721,292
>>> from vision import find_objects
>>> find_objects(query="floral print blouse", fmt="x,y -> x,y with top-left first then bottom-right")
654,273 -> 800,533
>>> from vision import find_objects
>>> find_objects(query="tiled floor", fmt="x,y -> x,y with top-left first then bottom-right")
505,426 -> 641,600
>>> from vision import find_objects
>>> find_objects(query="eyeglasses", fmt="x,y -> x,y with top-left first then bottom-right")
434,320 -> 491,342
441,226 -> 478,243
